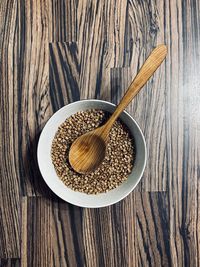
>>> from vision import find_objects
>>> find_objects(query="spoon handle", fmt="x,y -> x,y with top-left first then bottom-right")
106,44 -> 167,128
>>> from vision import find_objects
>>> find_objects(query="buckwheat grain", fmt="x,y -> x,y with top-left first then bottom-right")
51,109 -> 135,194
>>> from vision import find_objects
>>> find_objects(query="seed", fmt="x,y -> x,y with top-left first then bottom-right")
51,109 -> 135,194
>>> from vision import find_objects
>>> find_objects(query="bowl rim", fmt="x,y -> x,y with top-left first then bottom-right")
37,99 -> 147,207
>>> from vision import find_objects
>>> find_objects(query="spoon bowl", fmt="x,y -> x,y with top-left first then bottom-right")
69,130 -> 106,173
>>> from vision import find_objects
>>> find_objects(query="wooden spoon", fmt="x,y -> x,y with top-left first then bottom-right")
69,44 -> 167,174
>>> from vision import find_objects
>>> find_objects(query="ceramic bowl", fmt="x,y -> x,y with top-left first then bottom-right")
37,100 -> 147,208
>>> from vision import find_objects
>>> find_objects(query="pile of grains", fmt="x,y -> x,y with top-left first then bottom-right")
51,109 -> 135,194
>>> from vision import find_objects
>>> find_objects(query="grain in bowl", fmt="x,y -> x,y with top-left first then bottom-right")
51,109 -> 135,194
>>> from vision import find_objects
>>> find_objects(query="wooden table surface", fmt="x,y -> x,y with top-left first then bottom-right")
0,0 -> 200,266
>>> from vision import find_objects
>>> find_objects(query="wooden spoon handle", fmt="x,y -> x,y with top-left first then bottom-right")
106,44 -> 167,128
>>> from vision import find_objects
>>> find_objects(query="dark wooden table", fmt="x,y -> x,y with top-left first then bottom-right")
0,1 -> 200,266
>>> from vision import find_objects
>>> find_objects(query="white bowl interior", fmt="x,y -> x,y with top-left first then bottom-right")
37,100 -> 146,208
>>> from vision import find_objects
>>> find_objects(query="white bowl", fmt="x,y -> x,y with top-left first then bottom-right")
37,100 -> 147,208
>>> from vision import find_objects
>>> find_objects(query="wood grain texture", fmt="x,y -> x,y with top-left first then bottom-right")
21,196 -> 135,267
50,202 -> 85,267
136,192 -> 171,266
0,0 -> 20,258
0,259 -> 20,267
18,0 -> 52,196
159,0 -> 200,265
21,197 -> 52,267
0,0 -> 200,266
49,0 -> 78,42
82,195 -> 136,267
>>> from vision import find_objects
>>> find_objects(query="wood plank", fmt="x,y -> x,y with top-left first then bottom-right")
49,0 -> 78,42
0,259 -> 20,267
51,201 -> 85,267
158,0 -> 200,265
49,42 -> 80,111
102,0 -> 130,68
82,195 -> 136,267
17,0 -> 52,196
0,0 -> 20,258
127,0 -> 167,191
135,192 -> 171,266
21,197 -> 52,267
76,0 -> 109,98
